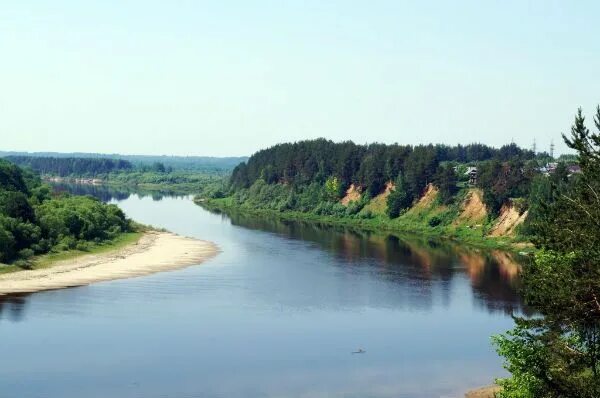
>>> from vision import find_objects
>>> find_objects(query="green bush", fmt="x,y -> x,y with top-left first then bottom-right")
17,248 -> 34,259
359,209 -> 374,219
75,241 -> 90,251
428,216 -> 442,227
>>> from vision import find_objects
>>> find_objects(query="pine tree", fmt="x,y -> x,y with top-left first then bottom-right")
495,107 -> 600,397
386,173 -> 412,218
434,164 -> 458,204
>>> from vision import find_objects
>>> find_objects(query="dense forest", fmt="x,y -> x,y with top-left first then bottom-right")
230,140 -> 536,194
224,139 -> 574,225
0,159 -> 132,265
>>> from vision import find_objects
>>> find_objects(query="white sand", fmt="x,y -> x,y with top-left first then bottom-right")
0,231 -> 218,295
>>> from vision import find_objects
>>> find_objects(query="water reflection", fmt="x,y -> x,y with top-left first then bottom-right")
215,209 -> 526,315
50,182 -> 188,202
0,294 -> 28,322
0,191 -> 528,398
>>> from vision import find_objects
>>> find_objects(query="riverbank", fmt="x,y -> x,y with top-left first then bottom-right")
0,231 -> 218,295
198,197 -> 531,253
43,174 -> 219,194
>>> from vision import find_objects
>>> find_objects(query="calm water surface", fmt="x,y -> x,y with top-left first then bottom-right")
0,186 -> 524,398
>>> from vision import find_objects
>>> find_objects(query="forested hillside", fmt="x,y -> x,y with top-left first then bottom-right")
230,140 -> 534,196
228,140 -> 545,213
0,159 -> 133,266
204,139 -> 579,245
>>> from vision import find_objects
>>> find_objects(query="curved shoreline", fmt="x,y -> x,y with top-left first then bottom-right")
0,231 -> 219,295
197,199 -> 533,254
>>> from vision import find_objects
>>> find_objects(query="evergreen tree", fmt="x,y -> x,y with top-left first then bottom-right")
229,139 -> 535,195
386,173 -> 412,218
434,164 -> 458,204
494,107 -> 600,398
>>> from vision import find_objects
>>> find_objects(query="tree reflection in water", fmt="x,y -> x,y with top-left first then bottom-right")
0,294 -> 29,323
49,182 -> 189,203
219,209 -> 528,315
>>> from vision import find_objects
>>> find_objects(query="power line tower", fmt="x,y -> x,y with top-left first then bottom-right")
550,140 -> 555,159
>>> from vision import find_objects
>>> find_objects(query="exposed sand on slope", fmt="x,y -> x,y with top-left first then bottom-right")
340,184 -> 361,206
414,183 -> 439,209
406,183 -> 440,216
0,232 -> 218,295
488,204 -> 528,237
455,189 -> 487,225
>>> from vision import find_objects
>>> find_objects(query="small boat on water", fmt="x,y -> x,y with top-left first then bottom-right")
352,348 -> 366,354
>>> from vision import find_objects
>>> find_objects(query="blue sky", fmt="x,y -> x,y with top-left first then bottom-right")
1,1 -> 599,156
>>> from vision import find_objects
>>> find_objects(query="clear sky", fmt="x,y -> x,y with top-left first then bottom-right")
1,1 -> 599,157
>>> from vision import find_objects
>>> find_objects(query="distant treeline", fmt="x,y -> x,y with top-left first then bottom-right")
231,140 -> 535,203
5,156 -> 134,177
232,140 -> 534,191
0,151 -> 247,172
221,139 -> 583,225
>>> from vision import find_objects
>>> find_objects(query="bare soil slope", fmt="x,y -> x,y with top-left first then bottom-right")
488,203 -> 528,237
454,189 -> 487,225
340,184 -> 361,206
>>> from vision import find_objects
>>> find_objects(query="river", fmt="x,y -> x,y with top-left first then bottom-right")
0,186 -> 524,398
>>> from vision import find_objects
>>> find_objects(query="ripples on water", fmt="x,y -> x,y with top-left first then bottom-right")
0,184 -> 526,398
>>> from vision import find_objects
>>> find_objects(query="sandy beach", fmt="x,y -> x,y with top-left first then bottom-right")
0,231 -> 218,295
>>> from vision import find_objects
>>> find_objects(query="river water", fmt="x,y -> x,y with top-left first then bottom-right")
0,186 -> 524,398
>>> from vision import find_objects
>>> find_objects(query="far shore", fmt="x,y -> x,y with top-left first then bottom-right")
198,198 -> 533,254
0,231 -> 218,295
43,175 -> 104,185
43,175 -> 200,194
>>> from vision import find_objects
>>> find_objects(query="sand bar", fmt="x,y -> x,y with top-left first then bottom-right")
0,231 -> 218,295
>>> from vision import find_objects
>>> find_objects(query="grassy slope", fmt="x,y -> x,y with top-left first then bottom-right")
0,232 -> 144,274
198,191 -> 529,252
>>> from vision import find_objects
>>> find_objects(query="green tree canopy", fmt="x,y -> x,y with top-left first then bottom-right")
0,160 -> 132,265
495,107 -> 600,398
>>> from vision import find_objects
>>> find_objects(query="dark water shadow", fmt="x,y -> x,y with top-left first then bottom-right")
210,208 -> 530,315
0,293 -> 30,323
